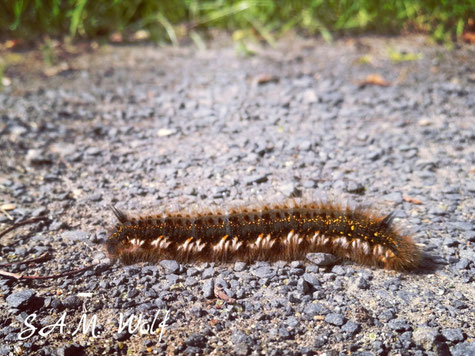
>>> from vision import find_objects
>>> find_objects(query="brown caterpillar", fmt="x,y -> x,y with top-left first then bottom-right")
105,200 -> 421,271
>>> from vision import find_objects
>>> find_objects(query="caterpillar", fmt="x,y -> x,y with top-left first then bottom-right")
104,200 -> 421,271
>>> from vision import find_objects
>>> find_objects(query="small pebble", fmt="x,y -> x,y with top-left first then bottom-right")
324,313 -> 346,326
160,260 -> 180,274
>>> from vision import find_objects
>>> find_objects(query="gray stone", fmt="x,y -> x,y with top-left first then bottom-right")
234,262 -> 247,272
306,253 -> 337,266
303,303 -> 330,317
232,330 -> 252,344
202,279 -> 214,299
444,238 -> 459,247
459,249 -> 474,261
56,344 -> 84,356
0,346 -> 11,355
455,258 -> 470,270
234,343 -> 250,356
185,277 -> 198,287
451,342 -> 475,356
352,352 -> 376,356
127,288 -> 140,299
384,192 -> 403,204
413,327 -> 439,351
314,335 -> 328,348
302,273 -> 320,287
346,181 -> 365,194
191,306 -> 205,317
114,330 -> 131,341
252,266 -> 275,279
243,174 -> 268,185
26,149 -> 52,165
387,319 -> 411,332
186,267 -> 199,277
166,274 -> 179,284
202,266 -> 215,279
450,221 -> 473,231
297,277 -> 312,294
367,149 -> 383,161
279,183 -> 302,197
302,89 -> 318,104
289,267 -> 305,276
6,289 -> 35,309
290,261 -> 303,268
331,265 -> 347,275
85,147 -> 101,155
62,296 -> 82,309
441,328 -> 464,342
349,276 -> 370,290
185,333 -> 207,347
31,207 -> 48,217
184,346 -> 201,354
278,326 -> 292,339
378,310 -> 395,322
160,260 -> 180,274
285,316 -> 299,328
62,230 -> 88,241
89,193 -> 102,202
341,321 -> 360,334
325,313 -> 346,326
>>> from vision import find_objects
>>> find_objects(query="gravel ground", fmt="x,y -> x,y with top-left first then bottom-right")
0,34 -> 474,355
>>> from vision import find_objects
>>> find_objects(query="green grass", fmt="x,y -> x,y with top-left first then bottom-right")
1,0 -> 474,44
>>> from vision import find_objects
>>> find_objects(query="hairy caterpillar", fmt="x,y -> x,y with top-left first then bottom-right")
105,200 -> 421,271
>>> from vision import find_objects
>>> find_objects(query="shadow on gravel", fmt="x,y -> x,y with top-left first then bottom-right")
414,252 -> 447,274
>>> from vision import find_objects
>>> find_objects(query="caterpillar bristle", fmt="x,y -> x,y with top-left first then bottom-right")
110,205 -> 128,224
105,199 -> 421,271
378,212 -> 395,228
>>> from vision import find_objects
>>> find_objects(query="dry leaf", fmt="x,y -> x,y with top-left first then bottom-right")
254,73 -> 279,85
214,285 -> 236,303
109,32 -> 123,43
359,74 -> 391,87
403,194 -> 422,205
209,319 -> 220,326
0,203 -> 16,211
462,31 -> 475,44
43,62 -> 70,77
